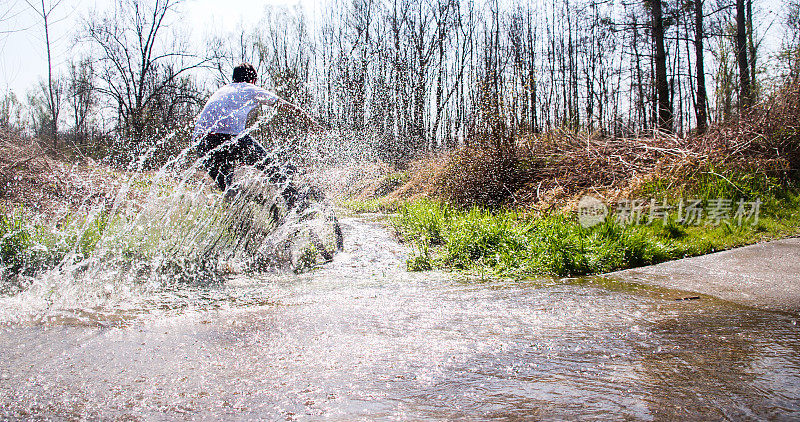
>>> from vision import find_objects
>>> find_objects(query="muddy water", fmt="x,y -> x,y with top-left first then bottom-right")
1,216 -> 799,420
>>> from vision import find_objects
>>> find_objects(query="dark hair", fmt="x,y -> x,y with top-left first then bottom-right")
232,63 -> 258,83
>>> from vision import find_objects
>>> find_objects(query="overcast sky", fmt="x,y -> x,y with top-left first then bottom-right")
0,0 -> 789,99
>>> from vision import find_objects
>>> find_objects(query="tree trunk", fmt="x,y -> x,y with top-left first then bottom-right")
694,0 -> 708,133
736,0 -> 752,108
632,15 -> 646,130
747,0 -> 756,94
652,0 -> 673,132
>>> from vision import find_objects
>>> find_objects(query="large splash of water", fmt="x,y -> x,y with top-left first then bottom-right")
1,113 -> 344,324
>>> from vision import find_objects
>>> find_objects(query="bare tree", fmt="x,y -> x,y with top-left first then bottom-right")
0,91 -> 25,131
746,0 -> 755,91
66,57 -> 94,144
83,0 -> 207,150
0,0 -> 28,44
6,0 -> 796,164
206,23 -> 271,86
24,0 -> 64,148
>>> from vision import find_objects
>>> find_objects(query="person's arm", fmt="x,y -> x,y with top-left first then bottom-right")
249,84 -> 323,130
250,85 -> 280,107
276,101 -> 319,128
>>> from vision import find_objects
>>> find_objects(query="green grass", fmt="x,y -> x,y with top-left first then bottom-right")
0,210 -> 111,284
391,172 -> 800,278
0,212 -> 35,277
1,188 -> 269,287
0,173 -> 195,282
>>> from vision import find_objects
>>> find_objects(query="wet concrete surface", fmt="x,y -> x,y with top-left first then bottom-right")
608,237 -> 800,313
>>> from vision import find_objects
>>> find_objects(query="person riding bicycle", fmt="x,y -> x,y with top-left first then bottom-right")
193,62 -> 315,206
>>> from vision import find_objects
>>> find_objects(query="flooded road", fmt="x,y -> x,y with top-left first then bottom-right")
2,216 -> 800,420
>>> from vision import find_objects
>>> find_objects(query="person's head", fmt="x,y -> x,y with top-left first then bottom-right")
232,62 -> 258,84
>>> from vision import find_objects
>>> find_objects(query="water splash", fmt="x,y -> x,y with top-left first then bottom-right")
0,113 -> 343,324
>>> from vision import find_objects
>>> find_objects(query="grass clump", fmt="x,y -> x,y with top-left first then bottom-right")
392,200 -> 687,277
392,199 -> 452,246
392,178 -> 800,278
0,210 -> 110,286
0,212 -> 35,277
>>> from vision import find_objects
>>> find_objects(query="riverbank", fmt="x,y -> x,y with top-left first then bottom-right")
336,147 -> 800,279
343,172 -> 800,278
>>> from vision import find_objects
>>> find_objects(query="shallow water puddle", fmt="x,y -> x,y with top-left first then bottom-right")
1,217 -> 799,420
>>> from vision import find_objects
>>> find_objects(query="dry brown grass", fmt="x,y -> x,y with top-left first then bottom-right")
392,131 -> 707,211
382,79 -> 800,211
386,153 -> 454,201
0,129 -> 119,218
698,79 -> 800,170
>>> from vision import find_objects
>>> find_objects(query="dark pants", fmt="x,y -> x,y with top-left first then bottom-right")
197,133 -> 297,204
